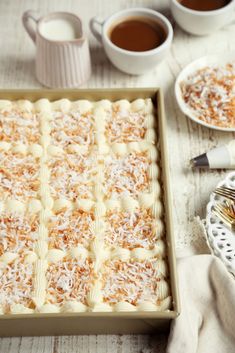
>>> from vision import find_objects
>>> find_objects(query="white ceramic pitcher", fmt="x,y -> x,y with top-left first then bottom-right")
22,10 -> 91,88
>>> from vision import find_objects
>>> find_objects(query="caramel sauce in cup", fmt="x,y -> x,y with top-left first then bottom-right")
178,0 -> 231,11
109,17 -> 167,52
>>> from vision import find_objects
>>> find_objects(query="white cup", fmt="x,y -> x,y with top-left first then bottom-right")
90,8 -> 173,75
170,0 -> 235,35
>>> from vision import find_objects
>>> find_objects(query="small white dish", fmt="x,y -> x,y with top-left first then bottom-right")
175,52 -> 235,132
206,171 -> 235,276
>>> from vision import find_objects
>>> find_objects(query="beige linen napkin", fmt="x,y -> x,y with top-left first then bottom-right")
167,230 -> 235,353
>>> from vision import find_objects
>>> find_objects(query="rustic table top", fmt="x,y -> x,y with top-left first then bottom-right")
0,0 -> 234,352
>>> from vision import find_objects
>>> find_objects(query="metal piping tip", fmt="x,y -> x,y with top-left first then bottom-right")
190,153 -> 209,168
190,158 -> 196,167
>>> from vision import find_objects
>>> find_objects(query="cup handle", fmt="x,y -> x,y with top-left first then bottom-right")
22,10 -> 40,43
89,17 -> 104,43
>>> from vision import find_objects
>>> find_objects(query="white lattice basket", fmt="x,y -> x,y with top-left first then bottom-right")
206,171 -> 235,276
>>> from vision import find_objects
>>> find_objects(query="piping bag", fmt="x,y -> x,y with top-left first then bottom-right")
191,140 -> 235,169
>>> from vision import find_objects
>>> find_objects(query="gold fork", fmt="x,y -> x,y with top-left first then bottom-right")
214,186 -> 235,201
213,200 -> 235,231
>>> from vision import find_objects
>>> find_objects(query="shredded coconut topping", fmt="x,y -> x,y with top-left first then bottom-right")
49,153 -> 97,201
0,151 -> 40,201
104,152 -> 150,198
181,62 -> 235,128
50,110 -> 95,147
49,209 -> 95,251
46,258 -> 94,306
0,258 -> 34,312
102,259 -> 161,305
105,209 -> 157,249
106,106 -> 147,143
0,109 -> 40,144
0,214 -> 39,255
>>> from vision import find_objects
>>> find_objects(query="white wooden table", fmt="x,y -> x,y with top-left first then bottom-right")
0,0 -> 234,352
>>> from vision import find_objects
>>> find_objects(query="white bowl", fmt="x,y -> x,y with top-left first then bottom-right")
175,52 -> 235,132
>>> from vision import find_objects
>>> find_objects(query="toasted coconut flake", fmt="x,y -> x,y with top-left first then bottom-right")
0,214 -> 39,255
50,110 -> 95,147
46,258 -> 94,306
181,62 -> 235,128
104,152 -> 150,199
49,153 -> 97,201
105,208 -> 157,250
0,257 -> 35,313
102,259 -> 164,306
0,151 -> 40,201
0,109 -> 40,144
106,105 -> 147,143
48,209 -> 95,251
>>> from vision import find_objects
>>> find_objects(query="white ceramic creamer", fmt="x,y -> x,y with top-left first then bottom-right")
22,11 -> 91,88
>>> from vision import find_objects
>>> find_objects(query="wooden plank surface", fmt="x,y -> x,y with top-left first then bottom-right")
0,0 -> 234,351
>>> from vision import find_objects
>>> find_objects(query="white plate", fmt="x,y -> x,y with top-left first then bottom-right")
175,52 -> 235,132
206,172 -> 235,276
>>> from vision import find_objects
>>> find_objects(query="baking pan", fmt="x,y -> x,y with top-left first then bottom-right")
0,88 -> 179,336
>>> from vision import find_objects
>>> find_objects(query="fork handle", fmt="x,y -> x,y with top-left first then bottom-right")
214,190 -> 235,201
